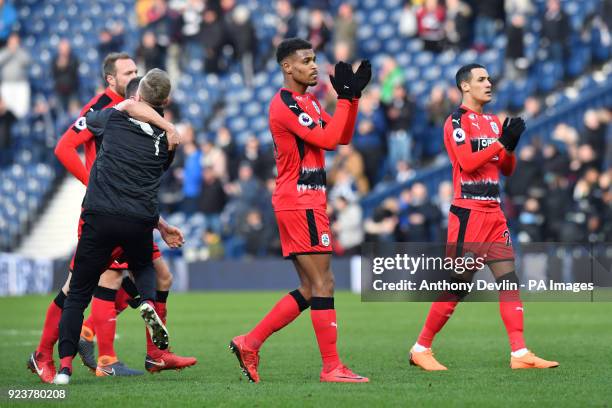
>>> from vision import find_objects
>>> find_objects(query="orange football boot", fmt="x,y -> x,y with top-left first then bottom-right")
320,364 -> 369,383
510,351 -> 559,369
409,347 -> 448,371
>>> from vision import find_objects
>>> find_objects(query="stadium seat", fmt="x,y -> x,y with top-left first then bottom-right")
414,51 -> 434,68
407,38 -> 424,53
2,0 -> 609,255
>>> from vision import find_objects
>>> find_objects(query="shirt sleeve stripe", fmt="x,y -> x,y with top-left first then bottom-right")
279,90 -> 317,130
451,107 -> 466,130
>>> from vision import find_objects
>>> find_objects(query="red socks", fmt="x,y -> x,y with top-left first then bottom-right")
146,291 -> 169,357
310,297 -> 341,373
91,286 -> 118,358
114,286 -> 131,314
417,300 -> 459,348
60,356 -> 73,373
82,313 -> 95,336
499,290 -> 526,351
36,291 -> 66,360
82,285 -> 131,340
416,270 -> 527,353
245,290 -> 309,351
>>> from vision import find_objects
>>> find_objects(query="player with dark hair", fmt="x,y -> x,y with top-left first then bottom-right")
54,68 -> 178,385
28,54 -> 196,384
229,38 -> 372,383
409,63 -> 559,371
76,74 -> 196,376
124,75 -> 142,100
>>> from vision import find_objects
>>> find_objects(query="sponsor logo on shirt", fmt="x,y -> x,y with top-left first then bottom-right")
471,137 -> 496,151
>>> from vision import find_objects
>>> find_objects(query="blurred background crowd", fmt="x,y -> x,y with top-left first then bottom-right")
0,0 -> 610,260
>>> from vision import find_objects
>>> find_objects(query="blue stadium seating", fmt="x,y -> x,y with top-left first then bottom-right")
0,161 -> 56,251
1,0 -> 608,254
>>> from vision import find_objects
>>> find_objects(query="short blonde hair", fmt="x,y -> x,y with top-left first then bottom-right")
138,68 -> 171,107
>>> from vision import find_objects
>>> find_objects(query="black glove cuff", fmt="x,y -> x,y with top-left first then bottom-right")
498,132 -> 514,150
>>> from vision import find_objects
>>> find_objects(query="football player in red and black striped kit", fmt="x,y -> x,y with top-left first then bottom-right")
28,53 -> 196,383
229,38 -> 371,383
409,64 -> 559,371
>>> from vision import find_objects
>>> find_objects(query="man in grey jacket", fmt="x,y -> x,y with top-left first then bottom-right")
0,32 -> 30,118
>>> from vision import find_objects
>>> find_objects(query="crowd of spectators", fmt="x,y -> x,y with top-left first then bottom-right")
0,0 -> 610,259
507,109 -> 612,244
365,108 -> 612,253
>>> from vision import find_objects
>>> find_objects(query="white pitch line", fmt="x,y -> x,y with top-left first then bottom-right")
0,329 -> 42,336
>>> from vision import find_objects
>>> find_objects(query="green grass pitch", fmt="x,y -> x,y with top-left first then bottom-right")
0,292 -> 610,407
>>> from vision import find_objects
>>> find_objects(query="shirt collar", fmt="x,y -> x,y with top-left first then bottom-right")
460,104 -> 484,116
281,88 -> 310,98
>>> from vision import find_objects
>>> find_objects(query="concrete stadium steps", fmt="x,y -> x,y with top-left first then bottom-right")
17,176 -> 85,259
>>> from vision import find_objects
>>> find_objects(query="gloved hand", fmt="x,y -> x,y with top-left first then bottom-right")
329,61 -> 354,100
498,117 -> 525,151
353,59 -> 372,98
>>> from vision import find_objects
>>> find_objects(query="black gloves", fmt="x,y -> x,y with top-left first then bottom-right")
329,61 -> 354,100
498,117 -> 525,151
354,59 -> 372,98
330,60 -> 373,100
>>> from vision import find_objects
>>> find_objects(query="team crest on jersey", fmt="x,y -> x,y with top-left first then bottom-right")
490,122 -> 499,134
74,116 -> 87,130
312,101 -> 320,114
298,112 -> 314,127
452,128 -> 466,144
321,233 -> 330,247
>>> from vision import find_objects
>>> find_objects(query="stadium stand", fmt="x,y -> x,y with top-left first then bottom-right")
1,0 -> 610,258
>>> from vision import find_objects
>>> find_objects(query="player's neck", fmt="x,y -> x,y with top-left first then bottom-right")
108,87 -> 123,99
461,99 -> 484,114
283,80 -> 308,95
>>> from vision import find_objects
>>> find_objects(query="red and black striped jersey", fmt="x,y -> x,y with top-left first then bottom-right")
54,88 -> 124,186
268,88 -> 358,211
443,105 -> 516,212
